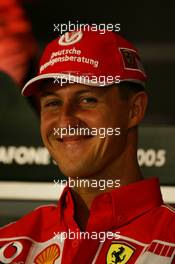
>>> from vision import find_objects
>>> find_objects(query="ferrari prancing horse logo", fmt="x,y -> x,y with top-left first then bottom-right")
106,243 -> 134,264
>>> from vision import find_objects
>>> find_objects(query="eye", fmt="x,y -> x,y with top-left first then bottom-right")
41,99 -> 62,109
79,97 -> 97,105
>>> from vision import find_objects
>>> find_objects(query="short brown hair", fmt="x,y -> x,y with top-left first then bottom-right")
117,81 -> 145,100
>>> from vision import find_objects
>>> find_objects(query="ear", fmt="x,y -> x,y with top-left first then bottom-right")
128,91 -> 148,128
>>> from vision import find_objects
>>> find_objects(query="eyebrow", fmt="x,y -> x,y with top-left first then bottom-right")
40,91 -> 57,98
74,89 -> 98,95
75,88 -> 107,97
40,88 -> 101,98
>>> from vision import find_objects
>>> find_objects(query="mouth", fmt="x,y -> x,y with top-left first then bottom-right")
56,135 -> 94,143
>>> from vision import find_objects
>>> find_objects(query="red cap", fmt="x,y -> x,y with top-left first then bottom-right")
22,28 -> 147,96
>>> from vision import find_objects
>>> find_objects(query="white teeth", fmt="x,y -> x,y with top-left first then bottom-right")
56,135 -> 93,142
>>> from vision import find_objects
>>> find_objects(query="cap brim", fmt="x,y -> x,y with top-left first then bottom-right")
22,73 -> 146,96
22,73 -> 118,96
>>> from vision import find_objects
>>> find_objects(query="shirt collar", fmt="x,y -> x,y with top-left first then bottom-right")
58,177 -> 163,231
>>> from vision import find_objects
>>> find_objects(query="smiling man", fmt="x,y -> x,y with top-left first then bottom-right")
0,28 -> 175,264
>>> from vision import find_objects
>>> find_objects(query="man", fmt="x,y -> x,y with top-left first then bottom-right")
0,27 -> 174,263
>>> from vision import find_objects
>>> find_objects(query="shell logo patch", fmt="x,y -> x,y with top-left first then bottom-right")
106,243 -> 134,264
34,244 -> 60,264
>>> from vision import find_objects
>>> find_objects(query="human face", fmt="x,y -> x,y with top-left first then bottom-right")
38,82 -> 130,178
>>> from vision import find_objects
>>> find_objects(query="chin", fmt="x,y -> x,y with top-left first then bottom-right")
57,159 -> 95,179
59,168 -> 88,179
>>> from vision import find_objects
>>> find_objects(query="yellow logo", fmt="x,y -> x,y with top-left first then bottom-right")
106,243 -> 134,264
34,244 -> 60,264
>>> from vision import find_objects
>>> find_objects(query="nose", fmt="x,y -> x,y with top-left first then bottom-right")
58,102 -> 81,129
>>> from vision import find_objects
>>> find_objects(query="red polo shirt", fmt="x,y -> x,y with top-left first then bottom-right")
0,177 -> 175,263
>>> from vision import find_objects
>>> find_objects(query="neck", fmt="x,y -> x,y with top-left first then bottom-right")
70,132 -> 142,231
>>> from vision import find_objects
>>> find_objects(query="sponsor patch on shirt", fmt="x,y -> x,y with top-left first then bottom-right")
106,242 -> 135,263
